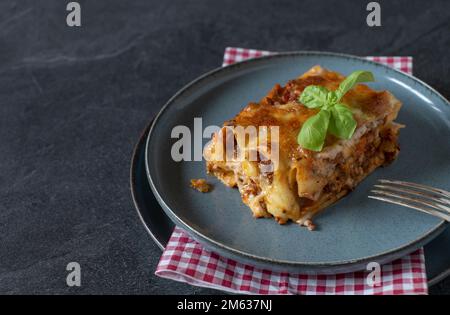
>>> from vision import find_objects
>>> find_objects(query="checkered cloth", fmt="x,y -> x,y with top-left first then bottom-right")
222,47 -> 413,73
156,48 -> 426,295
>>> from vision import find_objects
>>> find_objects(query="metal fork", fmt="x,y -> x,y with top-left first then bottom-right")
368,179 -> 450,222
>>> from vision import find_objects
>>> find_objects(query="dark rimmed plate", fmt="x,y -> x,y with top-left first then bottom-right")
131,122 -> 450,286
144,52 -> 450,274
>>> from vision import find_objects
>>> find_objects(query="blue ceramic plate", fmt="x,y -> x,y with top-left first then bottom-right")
145,52 -> 450,274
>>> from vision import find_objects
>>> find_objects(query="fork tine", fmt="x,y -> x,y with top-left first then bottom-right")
368,195 -> 450,222
371,189 -> 450,214
373,184 -> 450,206
378,179 -> 450,198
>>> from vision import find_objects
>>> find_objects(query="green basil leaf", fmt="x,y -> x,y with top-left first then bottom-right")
297,110 -> 331,151
328,104 -> 357,139
326,91 -> 338,105
298,85 -> 329,108
335,70 -> 374,101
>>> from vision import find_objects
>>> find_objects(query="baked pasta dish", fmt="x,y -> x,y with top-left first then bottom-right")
203,66 -> 402,229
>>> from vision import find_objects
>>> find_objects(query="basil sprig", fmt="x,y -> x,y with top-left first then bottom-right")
297,70 -> 374,151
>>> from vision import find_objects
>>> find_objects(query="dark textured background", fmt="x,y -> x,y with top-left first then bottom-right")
0,0 -> 448,294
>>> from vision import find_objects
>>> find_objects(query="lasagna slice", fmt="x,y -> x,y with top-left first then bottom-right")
203,66 -> 402,228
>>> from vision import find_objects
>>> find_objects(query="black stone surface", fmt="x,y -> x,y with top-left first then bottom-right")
0,0 -> 448,294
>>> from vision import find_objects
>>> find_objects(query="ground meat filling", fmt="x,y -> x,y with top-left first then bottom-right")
320,124 -> 399,196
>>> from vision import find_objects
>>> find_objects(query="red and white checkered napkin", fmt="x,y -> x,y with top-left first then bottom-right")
156,48 -> 425,295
